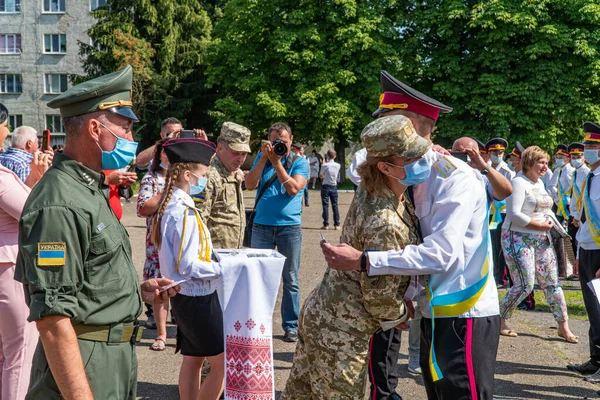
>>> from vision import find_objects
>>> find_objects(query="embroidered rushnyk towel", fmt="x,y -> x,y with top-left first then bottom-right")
215,249 -> 286,400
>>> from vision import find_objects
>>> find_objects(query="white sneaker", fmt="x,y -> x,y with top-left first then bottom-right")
408,353 -> 422,374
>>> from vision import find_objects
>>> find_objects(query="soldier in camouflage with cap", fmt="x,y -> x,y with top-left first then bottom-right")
15,65 -> 180,399
281,115 -> 428,400
198,121 -> 251,249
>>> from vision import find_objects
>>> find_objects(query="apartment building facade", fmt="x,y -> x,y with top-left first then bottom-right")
0,0 -> 105,147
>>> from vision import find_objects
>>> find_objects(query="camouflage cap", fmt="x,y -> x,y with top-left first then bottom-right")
218,122 -> 251,152
361,115 -> 431,159
47,65 -> 138,122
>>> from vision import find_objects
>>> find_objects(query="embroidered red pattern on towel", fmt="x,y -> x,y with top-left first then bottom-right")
225,334 -> 273,400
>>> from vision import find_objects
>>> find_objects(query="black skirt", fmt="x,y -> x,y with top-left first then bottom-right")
171,291 -> 224,357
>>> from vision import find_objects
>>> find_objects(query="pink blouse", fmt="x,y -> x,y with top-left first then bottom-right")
0,166 -> 30,264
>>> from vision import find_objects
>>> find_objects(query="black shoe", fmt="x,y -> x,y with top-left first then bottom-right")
567,360 -> 599,375
390,394 -> 403,400
145,315 -> 157,330
283,331 -> 298,343
305,203 -> 310,207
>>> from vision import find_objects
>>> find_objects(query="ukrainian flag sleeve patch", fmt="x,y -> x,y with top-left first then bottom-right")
38,243 -> 67,266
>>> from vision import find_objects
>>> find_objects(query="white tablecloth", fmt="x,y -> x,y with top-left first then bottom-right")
215,249 -> 286,400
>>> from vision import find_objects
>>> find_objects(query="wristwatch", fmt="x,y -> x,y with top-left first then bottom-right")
360,251 -> 368,273
480,167 -> 489,175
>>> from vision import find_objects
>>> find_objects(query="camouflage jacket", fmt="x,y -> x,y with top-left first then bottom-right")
198,156 -> 246,249
303,186 -> 420,338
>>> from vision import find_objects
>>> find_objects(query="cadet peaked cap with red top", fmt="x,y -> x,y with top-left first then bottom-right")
471,137 -> 487,154
511,141 -> 525,158
163,138 -> 216,165
485,138 -> 508,152
372,71 -> 453,121
582,122 -> 600,145
568,142 -> 584,155
556,143 -> 569,156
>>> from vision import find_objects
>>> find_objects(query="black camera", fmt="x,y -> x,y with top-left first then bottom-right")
272,139 -> 288,156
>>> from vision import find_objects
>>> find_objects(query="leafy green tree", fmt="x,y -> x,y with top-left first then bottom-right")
78,0 -> 213,145
206,0 -> 405,168
394,0 -> 600,150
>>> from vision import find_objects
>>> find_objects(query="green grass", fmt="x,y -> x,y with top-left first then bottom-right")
498,283 -> 588,320
338,179 -> 356,191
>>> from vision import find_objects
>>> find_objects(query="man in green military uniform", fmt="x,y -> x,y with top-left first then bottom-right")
198,121 -> 251,249
15,65 -> 160,399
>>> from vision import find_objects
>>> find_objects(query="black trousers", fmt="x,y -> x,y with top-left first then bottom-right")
567,216 -> 579,258
420,316 -> 500,400
579,249 -> 600,364
491,217 -> 508,286
368,328 -> 401,400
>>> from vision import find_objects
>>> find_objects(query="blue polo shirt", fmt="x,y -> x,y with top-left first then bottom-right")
252,152 -> 309,226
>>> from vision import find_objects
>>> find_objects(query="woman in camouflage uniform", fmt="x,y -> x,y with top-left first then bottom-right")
282,115 -> 431,399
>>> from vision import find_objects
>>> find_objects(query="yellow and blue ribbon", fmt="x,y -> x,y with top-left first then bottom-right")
176,206 -> 212,272
582,177 -> 600,247
425,213 -> 492,381
557,179 -> 571,219
489,199 -> 506,230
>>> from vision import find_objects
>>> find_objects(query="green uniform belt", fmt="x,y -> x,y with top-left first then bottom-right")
73,323 -> 144,344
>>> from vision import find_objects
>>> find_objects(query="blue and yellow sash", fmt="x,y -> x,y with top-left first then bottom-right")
425,215 -> 492,381
572,170 -> 583,216
489,200 -> 506,229
581,176 -> 600,247
176,206 -> 212,271
557,178 -> 571,219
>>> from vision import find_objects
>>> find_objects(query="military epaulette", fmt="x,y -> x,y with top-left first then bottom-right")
433,156 -> 457,179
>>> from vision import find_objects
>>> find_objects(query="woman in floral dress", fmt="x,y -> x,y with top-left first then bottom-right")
499,146 -> 578,343
137,138 -> 169,350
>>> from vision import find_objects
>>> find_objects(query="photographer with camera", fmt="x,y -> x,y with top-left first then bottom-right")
245,123 -> 309,342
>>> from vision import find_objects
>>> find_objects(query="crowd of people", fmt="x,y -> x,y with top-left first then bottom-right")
0,63 -> 598,400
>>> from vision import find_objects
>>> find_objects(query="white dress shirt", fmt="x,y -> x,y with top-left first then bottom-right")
570,164 -> 591,221
549,164 -> 575,205
158,187 -> 221,297
367,150 -> 500,319
541,168 -> 553,191
346,148 -> 367,186
320,160 -> 341,186
576,165 -> 600,251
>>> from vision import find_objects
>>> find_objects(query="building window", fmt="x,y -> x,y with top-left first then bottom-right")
0,0 -> 20,13
46,115 -> 64,133
43,0 -> 65,13
0,74 -> 22,93
8,114 -> 22,129
44,34 -> 67,54
91,0 -> 107,11
0,34 -> 21,53
45,74 -> 68,94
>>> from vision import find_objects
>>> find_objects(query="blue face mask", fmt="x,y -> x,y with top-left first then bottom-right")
386,157 -> 431,186
97,122 -> 138,170
571,158 -> 583,168
555,158 -> 565,168
584,149 -> 600,165
507,160 -> 515,171
189,172 -> 208,195
491,155 -> 502,165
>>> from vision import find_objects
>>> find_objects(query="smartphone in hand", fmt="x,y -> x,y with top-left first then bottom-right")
42,130 -> 51,150
158,279 -> 188,293
320,232 -> 327,242
179,130 -> 196,139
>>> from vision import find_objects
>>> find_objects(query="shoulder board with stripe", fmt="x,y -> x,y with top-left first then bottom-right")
433,156 -> 457,179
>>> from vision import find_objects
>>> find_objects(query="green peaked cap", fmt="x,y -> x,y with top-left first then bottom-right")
47,65 -> 139,121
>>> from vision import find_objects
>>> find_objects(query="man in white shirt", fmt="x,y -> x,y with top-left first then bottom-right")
322,71 -> 500,400
567,142 -> 590,269
319,149 -> 341,230
568,123 -> 600,381
549,143 -> 575,223
485,138 -> 515,289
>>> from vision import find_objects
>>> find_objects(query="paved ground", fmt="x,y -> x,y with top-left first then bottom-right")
124,190 -> 600,399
